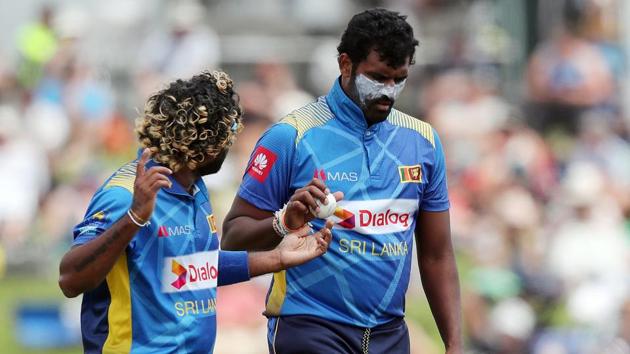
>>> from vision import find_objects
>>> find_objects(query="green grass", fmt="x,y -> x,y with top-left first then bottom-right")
0,276 -> 81,354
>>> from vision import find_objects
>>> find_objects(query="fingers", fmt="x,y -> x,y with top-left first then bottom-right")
307,178 -> 327,193
293,188 -> 322,213
322,220 -> 333,244
288,200 -> 309,216
150,176 -> 172,192
136,148 -> 151,177
312,220 -> 334,252
146,166 -> 173,177
305,178 -> 328,203
332,191 -> 344,202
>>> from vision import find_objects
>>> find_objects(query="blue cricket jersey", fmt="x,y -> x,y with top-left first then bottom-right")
72,157 -> 250,353
238,78 -> 450,328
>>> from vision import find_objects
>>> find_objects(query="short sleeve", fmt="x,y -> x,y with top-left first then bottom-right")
420,129 -> 450,212
72,186 -> 133,246
237,123 -> 297,212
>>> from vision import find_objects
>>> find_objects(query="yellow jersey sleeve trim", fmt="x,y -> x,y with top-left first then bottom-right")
388,110 -> 435,148
103,252 -> 132,354
104,162 -> 137,193
279,99 -> 333,145
264,270 -> 287,316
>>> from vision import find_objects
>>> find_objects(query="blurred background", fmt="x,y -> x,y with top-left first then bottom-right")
0,0 -> 628,353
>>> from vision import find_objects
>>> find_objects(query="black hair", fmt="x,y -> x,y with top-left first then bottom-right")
337,8 -> 419,68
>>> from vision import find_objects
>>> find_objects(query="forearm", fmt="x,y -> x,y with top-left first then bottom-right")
247,249 -> 282,277
221,216 -> 282,251
419,250 -> 462,350
59,214 -> 139,297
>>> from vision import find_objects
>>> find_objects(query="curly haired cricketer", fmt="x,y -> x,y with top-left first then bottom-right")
222,9 -> 462,354
58,71 -> 333,354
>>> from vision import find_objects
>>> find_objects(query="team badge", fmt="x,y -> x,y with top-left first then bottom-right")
207,214 -> 217,233
398,165 -> 422,183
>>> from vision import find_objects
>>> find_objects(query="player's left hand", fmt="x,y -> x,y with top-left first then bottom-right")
276,220 -> 333,268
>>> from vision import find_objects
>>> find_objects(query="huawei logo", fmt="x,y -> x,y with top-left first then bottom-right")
247,146 -> 277,182
253,153 -> 268,170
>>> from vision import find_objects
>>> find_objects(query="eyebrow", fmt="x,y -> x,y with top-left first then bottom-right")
366,71 -> 407,82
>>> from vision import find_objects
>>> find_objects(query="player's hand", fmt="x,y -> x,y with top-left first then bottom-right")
276,220 -> 333,268
129,148 -> 173,222
284,178 -> 343,230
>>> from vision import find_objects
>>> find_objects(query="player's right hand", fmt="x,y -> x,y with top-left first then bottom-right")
284,178 -> 343,230
130,148 -> 173,223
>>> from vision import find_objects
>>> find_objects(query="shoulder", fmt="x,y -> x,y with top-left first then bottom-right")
101,161 -> 138,195
277,97 -> 334,145
387,109 -> 436,149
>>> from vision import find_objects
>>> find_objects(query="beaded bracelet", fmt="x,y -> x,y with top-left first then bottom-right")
272,203 -> 310,238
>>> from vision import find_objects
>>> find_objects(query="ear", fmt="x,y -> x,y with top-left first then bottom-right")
338,53 -> 353,79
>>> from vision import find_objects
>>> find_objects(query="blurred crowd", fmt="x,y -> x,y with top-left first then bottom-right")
0,0 -> 628,353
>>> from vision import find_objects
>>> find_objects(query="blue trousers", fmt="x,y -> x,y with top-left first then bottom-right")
267,315 -> 410,354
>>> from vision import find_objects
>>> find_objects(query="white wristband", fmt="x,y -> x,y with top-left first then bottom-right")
127,209 -> 150,227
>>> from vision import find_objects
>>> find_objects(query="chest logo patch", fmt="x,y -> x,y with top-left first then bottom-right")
207,214 -> 217,233
398,165 -> 422,183
162,251 -> 219,293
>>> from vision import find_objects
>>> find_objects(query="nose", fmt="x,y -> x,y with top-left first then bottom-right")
382,79 -> 396,87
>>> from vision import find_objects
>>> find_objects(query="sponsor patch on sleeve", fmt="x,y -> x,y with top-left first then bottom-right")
247,146 -> 277,182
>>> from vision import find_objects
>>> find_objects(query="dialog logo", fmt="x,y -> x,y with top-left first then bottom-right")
331,199 -> 418,234
247,146 -> 277,182
162,251 -> 219,293
333,207 -> 355,229
171,260 -> 187,289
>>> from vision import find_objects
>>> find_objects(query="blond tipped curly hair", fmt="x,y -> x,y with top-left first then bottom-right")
136,71 -> 243,172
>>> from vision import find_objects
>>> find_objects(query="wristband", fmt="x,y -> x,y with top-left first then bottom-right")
272,204 -> 290,238
272,203 -> 310,238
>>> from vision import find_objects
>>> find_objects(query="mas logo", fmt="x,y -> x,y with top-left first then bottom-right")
157,224 -> 193,237
331,199 -> 418,234
247,146 -> 277,182
399,165 -> 422,183
313,169 -> 359,182
162,251 -> 219,293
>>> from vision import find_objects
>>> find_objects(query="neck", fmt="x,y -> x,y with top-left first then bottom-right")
173,167 -> 199,194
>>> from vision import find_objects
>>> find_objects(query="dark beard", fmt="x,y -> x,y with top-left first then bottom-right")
197,149 -> 228,176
